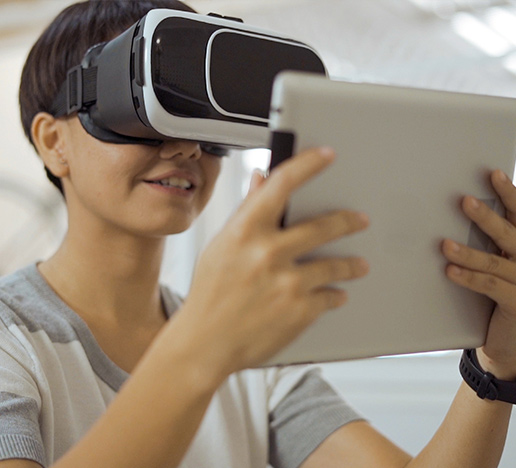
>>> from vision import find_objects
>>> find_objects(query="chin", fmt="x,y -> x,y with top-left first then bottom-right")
137,218 -> 195,237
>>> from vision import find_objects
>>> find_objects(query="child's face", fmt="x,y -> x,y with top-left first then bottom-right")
60,117 -> 222,237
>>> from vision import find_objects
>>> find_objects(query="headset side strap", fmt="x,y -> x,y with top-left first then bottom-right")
50,65 -> 97,117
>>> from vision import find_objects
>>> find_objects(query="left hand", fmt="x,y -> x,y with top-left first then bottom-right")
442,169 -> 516,381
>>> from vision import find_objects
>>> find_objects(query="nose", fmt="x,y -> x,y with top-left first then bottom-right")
158,140 -> 202,161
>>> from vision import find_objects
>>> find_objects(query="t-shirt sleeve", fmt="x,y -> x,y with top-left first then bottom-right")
0,308 -> 45,466
268,368 -> 364,468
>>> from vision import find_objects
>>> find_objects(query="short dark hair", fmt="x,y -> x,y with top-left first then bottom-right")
19,0 -> 196,194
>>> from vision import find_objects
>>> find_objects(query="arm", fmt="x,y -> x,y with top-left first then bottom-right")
301,169 -> 516,468
0,462 -> 42,468
302,384 -> 511,468
1,147 -> 369,468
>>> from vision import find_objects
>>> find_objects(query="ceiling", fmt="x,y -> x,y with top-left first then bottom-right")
2,0 -> 516,98
0,0 -> 513,36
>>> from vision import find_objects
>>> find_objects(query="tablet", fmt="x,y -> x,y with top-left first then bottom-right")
264,71 -> 516,366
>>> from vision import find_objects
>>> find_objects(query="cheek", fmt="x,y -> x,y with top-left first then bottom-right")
67,146 -> 141,206
200,159 -> 222,201
72,157 -> 117,199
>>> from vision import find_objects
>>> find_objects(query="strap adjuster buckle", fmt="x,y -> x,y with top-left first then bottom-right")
66,65 -> 83,114
477,371 -> 498,400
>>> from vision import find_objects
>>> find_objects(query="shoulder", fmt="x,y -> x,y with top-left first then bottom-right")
0,264 -> 41,328
0,264 -> 79,349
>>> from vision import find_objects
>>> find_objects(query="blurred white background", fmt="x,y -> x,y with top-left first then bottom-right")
1,0 -> 516,464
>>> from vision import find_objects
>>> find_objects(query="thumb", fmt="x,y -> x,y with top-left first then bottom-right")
247,169 -> 267,196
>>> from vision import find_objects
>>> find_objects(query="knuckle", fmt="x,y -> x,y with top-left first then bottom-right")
271,167 -> 295,191
337,211 -> 356,232
316,212 -> 350,239
309,211 -> 366,242
318,260 -> 342,284
485,254 -> 501,274
482,275 -> 498,292
337,259 -> 355,280
322,258 -> 367,283
252,242 -> 277,270
229,216 -> 254,245
327,260 -> 344,280
310,216 -> 331,235
267,242 -> 286,264
278,271 -> 304,296
339,210 -> 367,233
502,218 -> 515,237
494,218 -> 515,245
339,258 -> 368,280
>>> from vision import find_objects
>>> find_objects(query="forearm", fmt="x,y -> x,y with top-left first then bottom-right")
53,324 -> 224,468
408,381 -> 512,468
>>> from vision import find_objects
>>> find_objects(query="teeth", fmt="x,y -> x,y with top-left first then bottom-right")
157,177 -> 193,190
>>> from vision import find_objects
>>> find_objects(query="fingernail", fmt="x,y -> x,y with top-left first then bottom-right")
449,241 -> 460,253
249,170 -> 264,192
318,147 -> 335,159
496,170 -> 509,183
252,168 -> 266,178
470,197 -> 480,209
358,212 -> 369,224
449,265 -> 462,276
358,258 -> 370,275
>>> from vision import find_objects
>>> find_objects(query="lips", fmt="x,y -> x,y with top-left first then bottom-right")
143,170 -> 200,192
150,176 -> 193,190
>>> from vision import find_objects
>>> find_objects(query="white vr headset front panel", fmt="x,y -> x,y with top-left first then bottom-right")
139,9 -> 306,148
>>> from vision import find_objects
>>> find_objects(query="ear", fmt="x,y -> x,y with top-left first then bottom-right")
31,112 -> 70,179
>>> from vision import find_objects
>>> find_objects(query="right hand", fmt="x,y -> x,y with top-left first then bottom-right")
176,147 -> 369,376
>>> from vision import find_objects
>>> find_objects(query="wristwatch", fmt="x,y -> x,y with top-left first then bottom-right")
460,349 -> 516,404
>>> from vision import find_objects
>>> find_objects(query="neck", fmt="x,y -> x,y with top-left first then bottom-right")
39,220 -> 167,327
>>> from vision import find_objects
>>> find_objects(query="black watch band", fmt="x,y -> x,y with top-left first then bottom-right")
459,349 -> 516,404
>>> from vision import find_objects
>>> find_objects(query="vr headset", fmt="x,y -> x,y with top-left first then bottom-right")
51,9 -> 327,154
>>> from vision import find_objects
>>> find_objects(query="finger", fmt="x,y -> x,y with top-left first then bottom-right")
310,287 -> 349,313
462,195 -> 516,257
277,209 -> 369,259
491,170 -> 516,226
446,265 -> 516,311
247,170 -> 267,196
297,256 -> 369,289
442,239 -> 516,283
250,147 -> 336,224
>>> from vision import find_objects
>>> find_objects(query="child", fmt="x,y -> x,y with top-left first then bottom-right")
1,1 -> 515,467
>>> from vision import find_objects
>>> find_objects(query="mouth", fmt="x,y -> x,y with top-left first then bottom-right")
142,169 -> 200,194
145,176 -> 195,191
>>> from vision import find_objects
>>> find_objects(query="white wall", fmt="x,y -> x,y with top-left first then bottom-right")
0,33 -> 67,275
322,352 -> 516,465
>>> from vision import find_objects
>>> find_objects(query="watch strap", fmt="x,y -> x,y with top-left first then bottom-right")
460,349 -> 516,404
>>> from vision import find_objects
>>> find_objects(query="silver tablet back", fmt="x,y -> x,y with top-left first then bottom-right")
264,71 -> 516,366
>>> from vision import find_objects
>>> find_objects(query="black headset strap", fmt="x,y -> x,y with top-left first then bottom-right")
50,66 -> 163,146
50,66 -> 98,118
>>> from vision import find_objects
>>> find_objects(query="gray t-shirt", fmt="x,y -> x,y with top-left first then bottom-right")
0,264 -> 363,468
